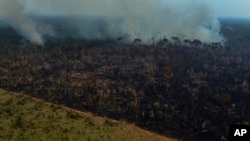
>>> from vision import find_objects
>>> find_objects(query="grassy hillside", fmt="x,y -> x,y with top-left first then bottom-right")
0,89 -> 176,141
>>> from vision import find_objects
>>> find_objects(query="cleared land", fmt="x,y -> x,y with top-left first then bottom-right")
0,18 -> 250,140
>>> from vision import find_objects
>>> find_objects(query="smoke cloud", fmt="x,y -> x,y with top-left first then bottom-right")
0,0 -> 224,45
0,0 -> 54,45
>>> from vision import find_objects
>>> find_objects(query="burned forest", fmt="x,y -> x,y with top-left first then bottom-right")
0,18 -> 250,141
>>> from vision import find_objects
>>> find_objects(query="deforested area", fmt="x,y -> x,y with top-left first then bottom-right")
0,18 -> 250,140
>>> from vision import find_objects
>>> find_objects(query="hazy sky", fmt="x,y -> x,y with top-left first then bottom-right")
24,0 -> 250,18
207,0 -> 250,18
0,0 -> 247,44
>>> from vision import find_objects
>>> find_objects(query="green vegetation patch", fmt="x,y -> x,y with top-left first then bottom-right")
0,89 -> 172,141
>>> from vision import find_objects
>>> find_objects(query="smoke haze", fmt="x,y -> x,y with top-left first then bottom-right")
0,0 -> 54,45
0,0 -> 224,45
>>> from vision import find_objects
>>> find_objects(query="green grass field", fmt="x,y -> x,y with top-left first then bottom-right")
0,89 -> 176,141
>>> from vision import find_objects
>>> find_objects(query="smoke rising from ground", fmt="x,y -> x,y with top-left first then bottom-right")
0,0 -> 224,45
0,0 -> 54,45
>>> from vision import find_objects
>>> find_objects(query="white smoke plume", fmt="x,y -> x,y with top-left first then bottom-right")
0,0 -> 53,45
0,0 -> 224,45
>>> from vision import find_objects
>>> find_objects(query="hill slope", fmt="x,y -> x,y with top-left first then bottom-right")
0,89 -> 176,141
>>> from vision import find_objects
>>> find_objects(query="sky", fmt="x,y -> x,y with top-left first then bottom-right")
207,0 -> 250,18
24,0 -> 250,18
